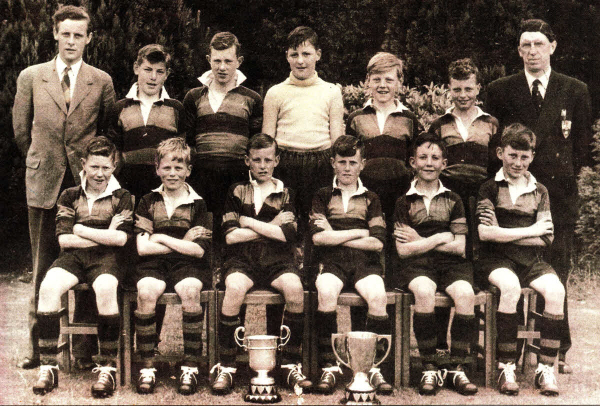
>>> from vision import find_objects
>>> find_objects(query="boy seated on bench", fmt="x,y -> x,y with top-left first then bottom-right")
33,136 -> 133,398
211,133 -> 310,395
133,137 -> 212,396
310,135 -> 392,395
476,123 -> 564,396
392,132 -> 478,396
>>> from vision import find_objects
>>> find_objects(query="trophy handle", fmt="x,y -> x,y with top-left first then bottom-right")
331,333 -> 350,369
278,325 -> 291,349
234,326 -> 247,350
373,334 -> 392,367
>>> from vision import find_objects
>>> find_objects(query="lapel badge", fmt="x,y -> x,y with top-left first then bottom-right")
561,109 -> 571,139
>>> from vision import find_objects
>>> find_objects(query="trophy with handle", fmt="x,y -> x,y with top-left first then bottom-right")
235,325 -> 291,403
332,331 -> 392,405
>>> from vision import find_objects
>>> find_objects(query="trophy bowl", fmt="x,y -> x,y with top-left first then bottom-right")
235,325 -> 290,403
332,331 -> 391,405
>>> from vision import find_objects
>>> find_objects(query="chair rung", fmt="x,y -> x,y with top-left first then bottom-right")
61,325 -> 98,334
525,343 -> 540,352
57,342 -> 68,351
57,308 -> 67,317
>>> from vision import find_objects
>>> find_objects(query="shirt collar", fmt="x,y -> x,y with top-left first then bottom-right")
405,178 -> 451,198
79,171 -> 121,200
198,69 -> 247,87
56,56 -> 83,78
445,105 -> 489,119
364,98 -> 408,113
332,176 -> 368,195
248,171 -> 284,194
125,83 -> 170,101
152,183 -> 202,204
524,67 -> 551,92
495,168 -> 537,190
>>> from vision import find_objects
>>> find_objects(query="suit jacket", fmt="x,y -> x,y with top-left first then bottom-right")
485,70 -> 592,225
13,57 -> 116,209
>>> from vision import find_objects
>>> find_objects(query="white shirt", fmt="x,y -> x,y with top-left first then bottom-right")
364,99 -> 409,135
152,183 -> 202,219
445,106 -> 490,142
79,172 -> 122,215
249,172 -> 284,215
332,177 -> 368,213
524,67 -> 551,98
406,178 -> 452,215
198,69 -> 247,113
56,56 -> 82,100
125,83 -> 170,126
495,169 -> 538,205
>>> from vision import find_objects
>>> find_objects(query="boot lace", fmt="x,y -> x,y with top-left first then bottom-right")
369,367 -> 385,385
139,368 -> 157,385
38,364 -> 59,385
92,365 -> 116,389
421,369 -> 445,387
535,363 -> 557,386
210,363 -> 237,382
499,362 -> 517,384
320,364 -> 342,386
282,363 -> 307,385
180,366 -> 198,386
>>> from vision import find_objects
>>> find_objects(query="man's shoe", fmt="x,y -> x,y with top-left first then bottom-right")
91,362 -> 117,398
444,364 -> 477,395
497,362 -> 519,395
32,364 -> 59,395
418,365 -> 444,396
368,368 -> 393,395
137,368 -> 157,394
74,357 -> 95,371
178,366 -> 199,395
210,363 -> 236,395
18,356 -> 40,370
314,365 -> 342,394
535,363 -> 559,396
558,358 -> 573,374
282,363 -> 313,391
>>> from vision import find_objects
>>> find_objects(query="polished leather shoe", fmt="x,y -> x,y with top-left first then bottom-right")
18,357 -> 40,369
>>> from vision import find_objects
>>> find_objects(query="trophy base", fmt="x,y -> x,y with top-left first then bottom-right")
243,383 -> 281,404
340,387 -> 380,405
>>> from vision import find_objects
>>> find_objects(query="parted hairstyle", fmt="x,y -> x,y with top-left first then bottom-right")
410,132 -> 447,158
332,135 -> 364,159
287,26 -> 320,51
84,136 -> 117,162
210,32 -> 241,57
519,18 -> 556,43
136,44 -> 171,70
155,137 -> 191,166
448,58 -> 480,84
500,123 -> 536,151
246,133 -> 279,156
53,5 -> 91,33
366,52 -> 403,82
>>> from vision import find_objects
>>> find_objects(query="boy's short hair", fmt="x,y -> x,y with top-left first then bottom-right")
448,58 -> 480,84
287,26 -> 319,51
136,44 -> 171,69
519,19 -> 555,43
84,136 -> 117,162
53,5 -> 91,33
500,123 -> 536,151
331,135 -> 364,159
410,132 -> 447,159
210,32 -> 241,57
246,133 -> 279,156
366,52 -> 403,81
155,137 -> 191,166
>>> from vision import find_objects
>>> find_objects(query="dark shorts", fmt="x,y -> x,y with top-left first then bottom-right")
50,246 -> 123,284
361,158 -> 411,220
316,246 -> 383,288
223,241 -> 299,289
476,256 -> 557,287
135,254 -> 211,290
389,252 -> 474,291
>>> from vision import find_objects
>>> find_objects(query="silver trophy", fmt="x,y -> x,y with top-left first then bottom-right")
235,325 -> 290,403
332,331 -> 392,405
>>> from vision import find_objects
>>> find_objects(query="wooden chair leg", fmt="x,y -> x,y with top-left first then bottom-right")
400,292 -> 411,387
484,291 -> 496,388
122,293 -> 132,387
60,291 -> 71,373
394,293 -> 402,388
302,291 -> 311,378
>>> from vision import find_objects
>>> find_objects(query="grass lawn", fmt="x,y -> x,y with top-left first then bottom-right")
1,271 -> 599,405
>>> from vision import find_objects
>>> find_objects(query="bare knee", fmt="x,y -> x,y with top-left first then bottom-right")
224,277 -> 252,299
447,281 -> 474,314
280,279 -> 304,308
93,275 -> 118,301
409,281 -> 436,312
137,279 -> 165,309
175,278 -> 203,303
541,282 -> 565,310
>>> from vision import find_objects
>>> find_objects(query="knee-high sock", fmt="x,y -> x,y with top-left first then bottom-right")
97,314 -> 120,363
435,306 -> 451,350
538,312 -> 563,366
282,310 -> 304,364
350,306 -> 367,331
413,312 -> 437,366
366,313 -> 391,367
37,311 -> 61,365
266,304 -> 284,337
496,311 -> 518,364
218,314 -> 241,368
183,310 -> 203,367
450,313 -> 476,363
134,311 -> 156,362
316,311 -> 337,368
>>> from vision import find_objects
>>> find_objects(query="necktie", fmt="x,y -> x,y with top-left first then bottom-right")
62,67 -> 71,110
531,79 -> 543,115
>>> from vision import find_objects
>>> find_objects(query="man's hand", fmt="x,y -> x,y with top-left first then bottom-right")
529,219 -> 554,237
313,214 -> 333,231
393,224 -> 422,243
270,211 -> 295,226
478,208 -> 499,227
183,226 -> 212,241
108,210 -> 133,230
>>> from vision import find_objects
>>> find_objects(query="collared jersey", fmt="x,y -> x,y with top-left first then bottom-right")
476,170 -> 553,266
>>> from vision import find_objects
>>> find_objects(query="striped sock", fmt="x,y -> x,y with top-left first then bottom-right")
282,310 -> 304,364
219,314 -> 241,368
183,310 -> 203,366
450,313 -> 476,361
316,311 -> 337,368
134,311 -> 156,361
413,312 -> 437,365
37,311 -> 61,365
97,314 -> 120,363
538,312 -> 563,365
496,311 -> 518,363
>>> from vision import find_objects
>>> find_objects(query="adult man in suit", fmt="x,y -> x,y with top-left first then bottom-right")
13,5 -> 116,369
485,18 -> 593,373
